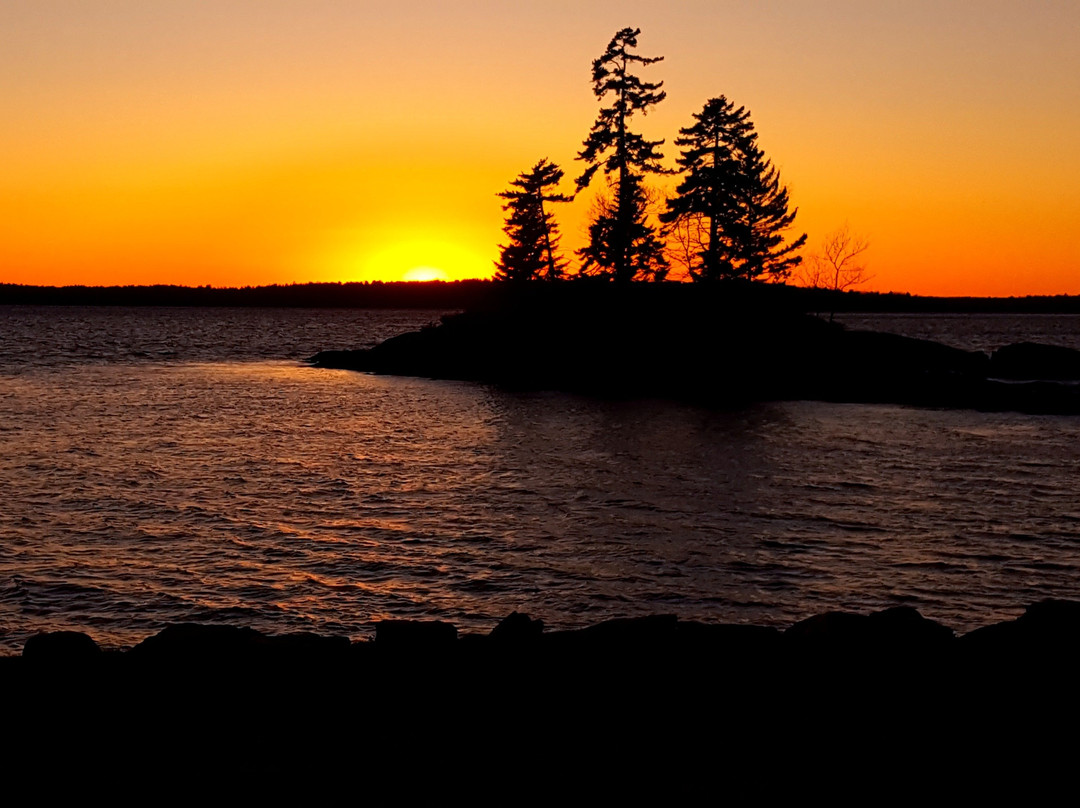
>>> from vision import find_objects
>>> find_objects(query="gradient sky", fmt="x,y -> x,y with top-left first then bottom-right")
2,1 -> 1078,295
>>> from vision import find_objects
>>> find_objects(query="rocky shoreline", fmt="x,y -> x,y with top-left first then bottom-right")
309,288 -> 1080,415
10,599 -> 1080,671
8,602 -> 1079,767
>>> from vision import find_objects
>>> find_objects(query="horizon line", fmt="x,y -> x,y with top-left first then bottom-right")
3,280 -> 1080,302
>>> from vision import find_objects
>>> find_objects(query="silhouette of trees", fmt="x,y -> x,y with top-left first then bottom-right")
798,224 -> 871,319
800,224 -> 871,291
662,96 -> 806,282
664,213 -> 709,281
576,27 -> 670,282
490,33 -> 808,290
581,174 -> 669,281
494,159 -> 572,282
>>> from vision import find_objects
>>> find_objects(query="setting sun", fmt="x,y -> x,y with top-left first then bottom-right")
403,267 -> 449,282
329,233 -> 494,283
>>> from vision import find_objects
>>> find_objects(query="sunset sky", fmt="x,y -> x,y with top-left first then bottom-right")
2,1 -> 1078,295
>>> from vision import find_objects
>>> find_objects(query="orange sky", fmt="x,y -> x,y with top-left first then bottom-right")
2,1 -> 1078,295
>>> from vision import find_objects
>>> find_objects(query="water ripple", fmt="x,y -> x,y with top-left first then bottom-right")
1,308 -> 1079,652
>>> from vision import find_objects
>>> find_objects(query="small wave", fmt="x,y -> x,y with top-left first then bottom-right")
4,308 -> 1080,647
180,604 -> 285,623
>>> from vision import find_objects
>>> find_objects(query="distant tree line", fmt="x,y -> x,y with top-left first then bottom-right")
5,282 -> 1078,312
495,27 -> 809,285
0,281 -> 497,309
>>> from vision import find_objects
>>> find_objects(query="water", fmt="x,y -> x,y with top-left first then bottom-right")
835,312 -> 1080,353
2,306 -> 1079,653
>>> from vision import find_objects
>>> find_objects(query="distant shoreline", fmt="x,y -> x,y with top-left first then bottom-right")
4,280 -> 1080,312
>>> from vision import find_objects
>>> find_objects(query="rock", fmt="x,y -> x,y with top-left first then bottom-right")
673,622 -> 783,668
374,620 -> 458,650
866,606 -> 954,649
974,378 -> 1080,414
544,615 -> 681,660
23,631 -> 101,662
129,623 -> 269,661
10,602 -> 1080,682
264,632 -> 352,661
307,291 -> 1080,414
785,611 -> 870,648
837,329 -> 989,379
489,612 -> 544,644
962,599 -> 1080,656
786,608 -> 954,657
574,614 -> 679,644
1016,598 -> 1080,634
990,342 -> 1080,380
308,349 -> 370,369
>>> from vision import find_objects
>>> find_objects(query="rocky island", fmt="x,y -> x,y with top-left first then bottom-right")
310,284 -> 1080,415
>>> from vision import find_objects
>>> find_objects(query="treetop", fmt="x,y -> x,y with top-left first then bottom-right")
590,27 -> 666,103
576,27 -> 669,193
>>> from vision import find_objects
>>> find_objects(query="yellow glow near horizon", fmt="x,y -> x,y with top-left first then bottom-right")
327,233 -> 494,284
403,266 -> 449,282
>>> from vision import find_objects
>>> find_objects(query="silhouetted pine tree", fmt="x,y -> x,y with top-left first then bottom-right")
582,174 -> 668,281
494,159 -> 571,282
662,96 -> 806,282
576,27 -> 670,282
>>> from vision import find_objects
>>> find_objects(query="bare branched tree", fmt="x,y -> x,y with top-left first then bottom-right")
663,213 -> 708,282
801,224 -> 871,290
798,224 -> 871,319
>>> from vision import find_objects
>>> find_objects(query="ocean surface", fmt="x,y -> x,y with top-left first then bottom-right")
2,306 -> 1079,654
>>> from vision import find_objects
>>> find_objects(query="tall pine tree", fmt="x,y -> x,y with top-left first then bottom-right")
581,174 -> 668,281
494,159 -> 571,282
663,96 -> 806,282
576,27 -> 669,282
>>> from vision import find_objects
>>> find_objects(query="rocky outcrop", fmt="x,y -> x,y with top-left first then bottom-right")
7,601 -> 1076,759
12,600 -> 1079,666
989,341 -> 1080,380
785,605 -> 955,650
127,623 -> 351,664
375,619 -> 458,650
309,292 -> 1080,415
21,630 -> 102,663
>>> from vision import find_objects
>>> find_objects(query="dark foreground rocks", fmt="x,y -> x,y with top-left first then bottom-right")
989,341 -> 1080,380
310,287 -> 1080,415
9,600 -> 1080,692
7,603 -> 1080,786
